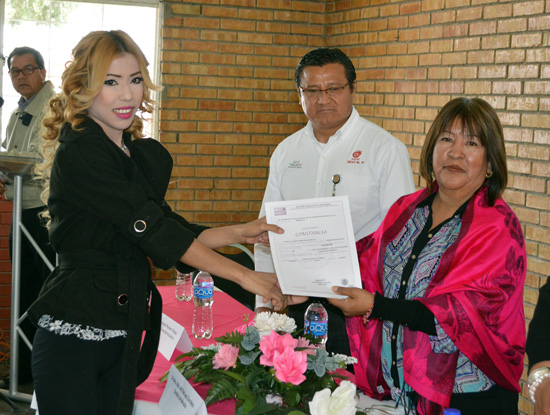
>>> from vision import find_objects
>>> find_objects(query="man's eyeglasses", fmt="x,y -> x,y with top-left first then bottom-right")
299,82 -> 350,99
8,66 -> 42,78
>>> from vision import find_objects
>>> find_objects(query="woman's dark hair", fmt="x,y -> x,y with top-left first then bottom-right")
420,97 -> 507,206
294,48 -> 356,92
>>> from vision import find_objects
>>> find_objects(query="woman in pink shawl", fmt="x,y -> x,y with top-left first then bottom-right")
329,98 -> 526,415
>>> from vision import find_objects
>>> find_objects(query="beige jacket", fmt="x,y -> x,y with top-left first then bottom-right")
3,80 -> 55,208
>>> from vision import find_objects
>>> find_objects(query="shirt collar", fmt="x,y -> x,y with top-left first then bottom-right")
17,95 -> 31,112
418,191 -> 470,219
17,82 -> 46,112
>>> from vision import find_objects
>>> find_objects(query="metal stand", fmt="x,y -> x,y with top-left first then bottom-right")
0,389 -> 19,411
1,174 -> 54,404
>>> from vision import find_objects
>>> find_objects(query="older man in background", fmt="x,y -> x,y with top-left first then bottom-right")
2,46 -> 56,382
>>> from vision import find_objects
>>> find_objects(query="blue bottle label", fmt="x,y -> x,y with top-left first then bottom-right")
308,321 -> 327,337
194,286 -> 213,299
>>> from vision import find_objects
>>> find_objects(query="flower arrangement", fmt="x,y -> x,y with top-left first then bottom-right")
164,312 -> 358,415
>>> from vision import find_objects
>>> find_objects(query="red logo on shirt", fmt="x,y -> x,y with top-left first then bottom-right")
348,150 -> 364,164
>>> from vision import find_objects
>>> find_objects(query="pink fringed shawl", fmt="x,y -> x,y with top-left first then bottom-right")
347,186 -> 526,414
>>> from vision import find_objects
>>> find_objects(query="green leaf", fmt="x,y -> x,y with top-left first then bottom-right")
216,330 -> 244,345
319,375 -> 336,390
284,388 -> 301,407
237,386 -> 257,413
240,350 -> 261,365
237,385 -> 255,401
218,369 -> 246,383
242,326 -> 260,351
247,400 -> 281,414
205,378 -> 238,406
307,348 -> 329,377
183,367 -> 199,380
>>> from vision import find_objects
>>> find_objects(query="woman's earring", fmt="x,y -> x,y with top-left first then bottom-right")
486,169 -> 493,178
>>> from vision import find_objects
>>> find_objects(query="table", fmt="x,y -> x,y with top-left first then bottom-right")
134,285 -> 404,415
135,285 -> 254,414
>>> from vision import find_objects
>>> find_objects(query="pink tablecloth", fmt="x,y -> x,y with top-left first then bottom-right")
135,285 -> 255,414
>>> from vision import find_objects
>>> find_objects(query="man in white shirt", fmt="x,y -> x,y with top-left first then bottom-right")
255,48 -> 415,356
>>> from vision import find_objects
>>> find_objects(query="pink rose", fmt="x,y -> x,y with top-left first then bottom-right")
296,337 -> 316,355
212,344 -> 240,370
259,331 -> 298,366
272,347 -> 307,385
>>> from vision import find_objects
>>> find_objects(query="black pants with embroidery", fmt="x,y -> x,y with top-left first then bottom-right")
32,328 -> 125,415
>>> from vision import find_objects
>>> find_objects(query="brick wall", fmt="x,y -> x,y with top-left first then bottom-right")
0,0 -> 547,412
160,1 -> 327,229
160,1 -> 548,414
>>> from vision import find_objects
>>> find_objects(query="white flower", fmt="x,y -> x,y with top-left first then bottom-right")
331,353 -> 358,365
265,394 -> 283,406
270,312 -> 297,333
253,311 -> 296,334
329,381 -> 357,413
202,343 -> 221,351
309,381 -> 357,415
309,388 -> 332,415
253,312 -> 273,332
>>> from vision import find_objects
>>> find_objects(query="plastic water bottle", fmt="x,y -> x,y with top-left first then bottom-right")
192,270 -> 214,339
304,302 -> 328,347
175,271 -> 194,301
443,409 -> 461,414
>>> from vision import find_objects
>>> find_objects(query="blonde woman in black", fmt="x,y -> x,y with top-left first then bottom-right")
30,30 -> 285,415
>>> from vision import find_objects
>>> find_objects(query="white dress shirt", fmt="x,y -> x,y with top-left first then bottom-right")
255,108 -> 415,306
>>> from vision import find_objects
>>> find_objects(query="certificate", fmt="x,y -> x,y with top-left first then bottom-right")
265,196 -> 361,298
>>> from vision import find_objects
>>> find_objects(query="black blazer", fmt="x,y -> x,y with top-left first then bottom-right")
29,117 -> 207,414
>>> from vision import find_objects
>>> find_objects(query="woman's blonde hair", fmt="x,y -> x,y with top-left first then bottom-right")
38,30 -> 160,210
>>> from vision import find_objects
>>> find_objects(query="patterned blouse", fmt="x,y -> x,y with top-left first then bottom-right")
380,195 -> 494,404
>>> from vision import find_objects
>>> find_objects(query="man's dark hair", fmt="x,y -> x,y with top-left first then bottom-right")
294,48 -> 356,91
7,47 -> 45,69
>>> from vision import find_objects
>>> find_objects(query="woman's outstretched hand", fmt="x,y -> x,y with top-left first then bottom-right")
328,286 -> 375,317
241,270 -> 288,311
240,216 -> 283,246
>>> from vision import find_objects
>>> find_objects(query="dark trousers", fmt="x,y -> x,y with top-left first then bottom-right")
449,383 -> 519,415
9,206 -> 56,382
32,328 -> 125,415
